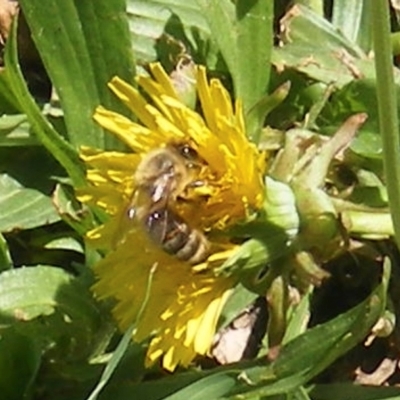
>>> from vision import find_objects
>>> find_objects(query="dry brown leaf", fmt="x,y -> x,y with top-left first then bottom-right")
0,0 -> 18,45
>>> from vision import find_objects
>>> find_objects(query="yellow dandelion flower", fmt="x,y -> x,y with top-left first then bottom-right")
78,63 -> 265,370
93,63 -> 265,231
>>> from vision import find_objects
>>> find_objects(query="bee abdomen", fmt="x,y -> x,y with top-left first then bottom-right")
175,229 -> 210,265
163,220 -> 191,254
146,209 -> 210,265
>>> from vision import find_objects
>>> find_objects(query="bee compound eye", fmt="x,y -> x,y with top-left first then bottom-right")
178,143 -> 198,160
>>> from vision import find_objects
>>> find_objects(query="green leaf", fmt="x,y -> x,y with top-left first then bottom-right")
235,0 -> 273,123
52,183 -> 95,236
164,374 -> 238,400
0,328 -> 41,400
282,289 -> 311,344
217,284 -> 258,330
0,266 -> 101,327
0,114 -> 36,147
0,71 -> 21,114
348,169 -> 388,207
310,382 -> 400,400
272,4 -> 372,87
194,1 -> 236,69
215,236 -> 289,296
331,0 -> 373,52
0,266 -> 107,373
0,234 -> 13,272
0,233 -> 13,271
18,0 -> 136,149
319,79 -> 384,158
197,0 -> 273,139
88,325 -> 135,400
287,386 -> 312,400
0,174 -> 60,232
246,81 -> 291,143
4,21 -> 86,187
127,0 -> 218,68
43,236 -> 84,253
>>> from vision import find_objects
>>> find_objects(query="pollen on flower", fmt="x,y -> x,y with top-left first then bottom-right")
78,62 -> 266,370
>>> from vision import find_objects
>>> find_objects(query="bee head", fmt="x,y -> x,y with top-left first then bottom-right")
172,142 -> 205,170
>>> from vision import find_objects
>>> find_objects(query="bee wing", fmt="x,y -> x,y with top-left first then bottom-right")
127,189 -> 151,221
112,189 -> 153,247
122,191 -> 176,249
150,173 -> 176,206
146,208 -> 169,244
146,208 -> 196,258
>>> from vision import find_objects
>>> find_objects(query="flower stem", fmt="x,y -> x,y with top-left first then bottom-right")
342,210 -> 394,239
371,0 -> 400,249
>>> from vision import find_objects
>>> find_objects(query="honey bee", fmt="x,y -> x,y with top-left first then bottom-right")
127,143 -> 210,265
